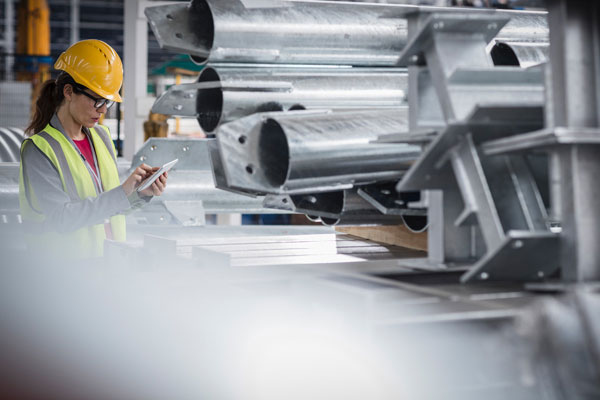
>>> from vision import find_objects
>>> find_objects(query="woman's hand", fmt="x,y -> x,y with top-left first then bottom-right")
139,170 -> 168,197
121,163 -> 155,196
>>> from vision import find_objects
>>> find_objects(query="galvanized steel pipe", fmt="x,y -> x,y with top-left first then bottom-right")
491,41 -> 549,68
264,190 -> 404,226
217,109 -> 421,195
145,0 -> 547,67
152,65 -> 408,133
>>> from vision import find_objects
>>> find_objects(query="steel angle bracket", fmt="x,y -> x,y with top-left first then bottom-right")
145,3 -> 207,58
289,192 -> 344,220
215,113 -> 269,194
357,183 -> 426,216
264,191 -> 350,220
152,83 -> 199,116
130,138 -> 213,171
482,127 -> 600,156
397,104 -> 543,192
460,230 -> 560,283
208,138 -> 259,197
263,193 -> 343,218
397,12 -> 509,66
372,129 -> 436,145
263,194 -> 295,212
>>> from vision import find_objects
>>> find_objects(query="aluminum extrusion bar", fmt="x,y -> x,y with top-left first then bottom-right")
145,0 -> 547,67
152,66 -> 408,133
217,109 -> 421,195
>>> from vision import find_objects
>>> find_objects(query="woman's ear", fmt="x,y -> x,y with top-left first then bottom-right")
63,84 -> 73,101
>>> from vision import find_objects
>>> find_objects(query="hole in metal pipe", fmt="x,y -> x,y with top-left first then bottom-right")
189,0 -> 215,65
259,118 -> 289,188
288,104 -> 306,111
196,67 -> 223,133
490,42 -> 520,66
320,217 -> 340,226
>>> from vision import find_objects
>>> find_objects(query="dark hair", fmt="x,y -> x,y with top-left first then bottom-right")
25,72 -> 76,136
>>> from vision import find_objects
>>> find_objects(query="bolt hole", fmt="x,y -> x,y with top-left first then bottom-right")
166,14 -> 174,21
282,198 -> 288,204
246,164 -> 254,174
305,195 -> 317,204
238,135 -> 247,144
175,32 -> 183,39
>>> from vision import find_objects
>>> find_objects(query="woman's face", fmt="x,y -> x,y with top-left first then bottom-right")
66,85 -> 109,128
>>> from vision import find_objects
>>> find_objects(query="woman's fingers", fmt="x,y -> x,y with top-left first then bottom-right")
152,176 -> 165,195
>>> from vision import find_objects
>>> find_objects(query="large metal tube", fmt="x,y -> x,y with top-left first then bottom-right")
316,190 -> 403,227
217,108 -> 421,195
145,0 -> 547,67
264,190 -> 404,226
490,41 -> 549,68
152,65 -> 408,133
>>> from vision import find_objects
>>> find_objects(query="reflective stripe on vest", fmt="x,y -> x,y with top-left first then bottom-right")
19,123 -> 126,258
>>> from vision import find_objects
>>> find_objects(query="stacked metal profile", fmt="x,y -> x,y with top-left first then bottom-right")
147,0 -> 550,233
148,0 -> 550,230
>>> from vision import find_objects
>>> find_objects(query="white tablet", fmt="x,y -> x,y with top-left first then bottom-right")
137,158 -> 178,192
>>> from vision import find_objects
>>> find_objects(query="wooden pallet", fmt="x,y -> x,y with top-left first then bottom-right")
336,225 -> 427,252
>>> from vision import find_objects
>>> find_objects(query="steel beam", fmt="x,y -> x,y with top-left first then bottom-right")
547,0 -> 600,282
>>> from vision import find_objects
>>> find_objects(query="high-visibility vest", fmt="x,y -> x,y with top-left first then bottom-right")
19,123 -> 126,258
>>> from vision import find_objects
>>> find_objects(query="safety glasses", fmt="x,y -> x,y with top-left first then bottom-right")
72,84 -> 115,110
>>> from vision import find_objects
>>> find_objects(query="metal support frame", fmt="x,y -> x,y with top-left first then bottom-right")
477,1 -> 600,283
123,0 -> 149,160
70,0 -> 79,45
397,9 -> 557,282
144,1 -> 599,284
547,0 -> 600,282
4,0 -> 15,81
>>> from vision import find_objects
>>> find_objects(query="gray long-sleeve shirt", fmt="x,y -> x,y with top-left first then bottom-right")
21,114 -> 147,234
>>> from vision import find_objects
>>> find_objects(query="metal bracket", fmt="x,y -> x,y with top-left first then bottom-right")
398,13 -> 509,66
460,230 -> 560,283
130,138 -> 213,171
357,183 -> 426,216
482,127 -> 600,155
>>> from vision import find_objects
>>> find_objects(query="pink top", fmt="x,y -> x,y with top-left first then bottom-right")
73,136 -> 98,176
73,136 -> 113,240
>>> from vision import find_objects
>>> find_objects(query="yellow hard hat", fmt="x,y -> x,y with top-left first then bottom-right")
54,39 -> 123,102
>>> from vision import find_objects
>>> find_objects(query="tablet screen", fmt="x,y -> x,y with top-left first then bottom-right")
137,158 -> 178,192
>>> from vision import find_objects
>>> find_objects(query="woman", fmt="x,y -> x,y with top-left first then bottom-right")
19,39 -> 168,258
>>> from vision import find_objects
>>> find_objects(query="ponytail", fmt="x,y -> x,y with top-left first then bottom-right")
25,72 -> 75,136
